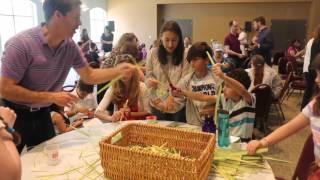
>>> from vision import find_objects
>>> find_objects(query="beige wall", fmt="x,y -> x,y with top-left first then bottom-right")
308,0 -> 320,37
80,0 -> 108,36
31,0 -> 107,34
106,0 -> 316,48
107,0 -> 157,47
161,2 -> 310,43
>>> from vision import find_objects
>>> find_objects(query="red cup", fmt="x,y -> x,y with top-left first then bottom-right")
146,115 -> 157,121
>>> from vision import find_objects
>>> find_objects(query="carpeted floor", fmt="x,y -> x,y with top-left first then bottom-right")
265,92 -> 310,179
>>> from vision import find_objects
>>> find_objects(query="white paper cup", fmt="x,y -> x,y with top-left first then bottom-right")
44,143 -> 60,166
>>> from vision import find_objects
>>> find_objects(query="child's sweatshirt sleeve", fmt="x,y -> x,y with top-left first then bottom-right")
172,75 -> 190,112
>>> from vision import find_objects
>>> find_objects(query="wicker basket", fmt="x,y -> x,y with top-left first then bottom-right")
99,123 -> 215,180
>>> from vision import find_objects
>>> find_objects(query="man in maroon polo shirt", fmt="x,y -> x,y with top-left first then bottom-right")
224,20 -> 246,68
0,0 -> 135,152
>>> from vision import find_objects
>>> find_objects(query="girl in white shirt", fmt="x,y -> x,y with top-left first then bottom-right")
146,21 -> 192,122
95,54 -> 150,122
246,55 -> 282,99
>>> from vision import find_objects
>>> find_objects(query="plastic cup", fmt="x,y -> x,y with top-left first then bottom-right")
44,143 -> 60,166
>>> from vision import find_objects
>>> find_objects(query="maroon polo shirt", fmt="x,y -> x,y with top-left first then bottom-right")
224,33 -> 242,58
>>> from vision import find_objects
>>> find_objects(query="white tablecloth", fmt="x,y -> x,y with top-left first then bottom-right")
20,119 -> 275,180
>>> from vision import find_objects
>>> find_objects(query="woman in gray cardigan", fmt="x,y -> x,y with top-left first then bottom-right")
146,21 -> 192,122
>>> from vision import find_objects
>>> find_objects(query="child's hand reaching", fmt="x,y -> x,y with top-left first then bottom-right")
151,98 -> 166,111
71,119 -> 83,127
247,140 -> 263,155
172,88 -> 184,97
87,111 -> 94,118
119,107 -> 130,119
151,97 -> 174,112
211,63 -> 225,78
111,111 -> 122,122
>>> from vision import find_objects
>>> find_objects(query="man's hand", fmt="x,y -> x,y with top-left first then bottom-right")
238,53 -> 246,59
116,63 -> 136,79
0,107 -> 16,128
51,92 -> 79,107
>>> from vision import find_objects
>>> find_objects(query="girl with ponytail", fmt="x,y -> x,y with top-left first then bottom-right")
246,55 -> 282,99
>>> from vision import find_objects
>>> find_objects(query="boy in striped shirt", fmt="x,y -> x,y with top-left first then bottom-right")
174,64 -> 255,141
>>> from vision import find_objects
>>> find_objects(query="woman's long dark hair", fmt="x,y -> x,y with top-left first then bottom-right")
158,21 -> 184,66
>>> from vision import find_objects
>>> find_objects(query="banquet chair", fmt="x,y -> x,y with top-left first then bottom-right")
252,84 -> 273,133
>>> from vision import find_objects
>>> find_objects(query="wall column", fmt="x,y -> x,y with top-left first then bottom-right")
307,0 -> 320,37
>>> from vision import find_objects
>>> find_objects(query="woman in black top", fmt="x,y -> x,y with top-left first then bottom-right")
101,26 -> 113,53
80,28 -> 91,53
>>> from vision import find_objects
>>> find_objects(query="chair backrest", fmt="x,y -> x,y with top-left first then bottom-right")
273,51 -> 285,65
286,61 -> 294,74
278,57 -> 287,75
287,61 -> 300,75
252,84 -> 273,119
277,72 -> 293,103
292,134 -> 315,180
241,57 -> 252,69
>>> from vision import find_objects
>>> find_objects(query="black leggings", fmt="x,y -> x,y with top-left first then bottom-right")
151,106 -> 186,123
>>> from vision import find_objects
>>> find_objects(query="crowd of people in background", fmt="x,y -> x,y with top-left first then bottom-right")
1,0 -> 320,179
72,15 -> 314,146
